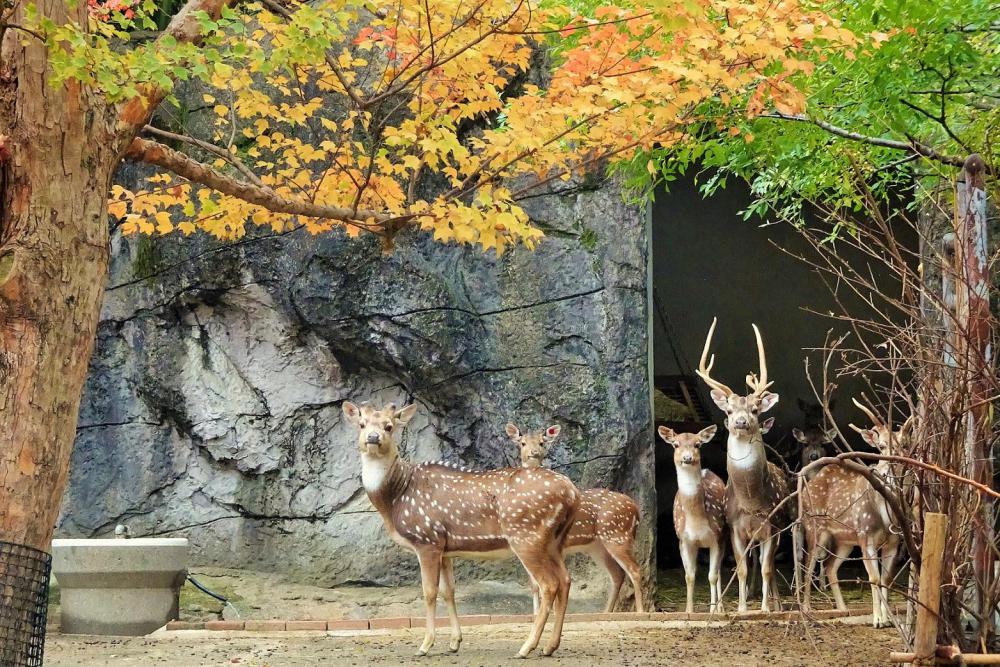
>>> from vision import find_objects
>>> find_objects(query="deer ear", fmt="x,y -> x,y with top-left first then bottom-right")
759,392 -> 779,414
697,425 -> 717,443
394,404 -> 417,425
505,423 -> 521,439
824,428 -> 838,443
657,425 -> 678,446
792,428 -> 807,443
760,417 -> 775,435
543,425 -> 561,441
343,401 -> 361,426
709,389 -> 730,410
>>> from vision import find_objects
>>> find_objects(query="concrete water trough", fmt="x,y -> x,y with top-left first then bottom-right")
51,537 -> 188,636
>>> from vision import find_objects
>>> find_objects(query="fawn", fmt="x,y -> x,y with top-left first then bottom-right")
343,402 -> 579,658
509,423 -> 645,613
800,398 -> 910,627
659,424 -> 726,613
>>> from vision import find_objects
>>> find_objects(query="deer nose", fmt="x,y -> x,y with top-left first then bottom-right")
809,452 -> 819,461
366,432 -> 381,445
733,416 -> 749,429
682,454 -> 694,464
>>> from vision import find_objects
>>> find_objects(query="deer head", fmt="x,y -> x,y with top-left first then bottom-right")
696,317 -> 779,439
342,401 -> 417,460
849,398 -> 913,456
658,425 -> 717,468
507,423 -> 561,468
792,426 -> 836,465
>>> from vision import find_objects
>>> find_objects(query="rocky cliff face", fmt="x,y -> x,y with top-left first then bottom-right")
58,164 -> 653,588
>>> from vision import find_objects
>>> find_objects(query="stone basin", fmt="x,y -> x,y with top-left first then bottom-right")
51,538 -> 188,636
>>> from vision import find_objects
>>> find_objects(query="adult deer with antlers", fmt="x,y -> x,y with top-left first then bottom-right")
509,423 -> 645,613
800,398 -> 910,628
342,402 -> 579,658
696,318 -> 790,612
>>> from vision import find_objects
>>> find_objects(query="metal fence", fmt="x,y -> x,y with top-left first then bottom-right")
0,541 -> 51,666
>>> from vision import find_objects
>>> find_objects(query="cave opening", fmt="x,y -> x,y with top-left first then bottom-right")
649,174 -> 914,573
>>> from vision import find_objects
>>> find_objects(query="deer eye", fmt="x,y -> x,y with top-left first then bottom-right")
384,423 -> 393,432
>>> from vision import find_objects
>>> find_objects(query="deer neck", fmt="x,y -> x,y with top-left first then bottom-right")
726,431 -> 769,504
361,451 -> 413,516
675,464 -> 707,515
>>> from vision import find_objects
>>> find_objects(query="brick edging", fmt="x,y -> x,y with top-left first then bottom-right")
165,607 -> 875,632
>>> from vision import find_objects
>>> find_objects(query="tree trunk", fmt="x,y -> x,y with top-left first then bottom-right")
0,3 -> 114,552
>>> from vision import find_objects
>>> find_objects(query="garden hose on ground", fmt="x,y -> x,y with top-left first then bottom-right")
186,574 -> 242,618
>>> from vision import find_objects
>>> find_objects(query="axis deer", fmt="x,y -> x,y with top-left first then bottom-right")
792,426 -> 836,480
800,398 -> 910,628
696,317 -> 790,612
509,424 -> 645,613
659,424 -> 726,613
342,402 -> 579,658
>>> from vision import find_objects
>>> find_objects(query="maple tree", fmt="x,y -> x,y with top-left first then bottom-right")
0,0 -> 863,657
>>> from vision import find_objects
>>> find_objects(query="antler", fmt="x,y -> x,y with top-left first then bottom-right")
696,317 -> 734,396
745,323 -> 773,396
852,397 -> 882,427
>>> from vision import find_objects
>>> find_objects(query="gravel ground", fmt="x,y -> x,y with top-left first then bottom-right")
45,621 -> 898,666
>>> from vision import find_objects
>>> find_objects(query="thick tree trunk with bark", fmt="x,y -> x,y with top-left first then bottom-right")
0,1 -> 115,552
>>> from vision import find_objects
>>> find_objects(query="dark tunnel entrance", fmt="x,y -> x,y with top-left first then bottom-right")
649,174 -> 915,569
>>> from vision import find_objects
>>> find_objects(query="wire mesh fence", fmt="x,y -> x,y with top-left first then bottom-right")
0,541 -> 51,667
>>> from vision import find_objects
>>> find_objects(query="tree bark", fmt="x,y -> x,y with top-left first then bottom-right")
0,1 -> 116,552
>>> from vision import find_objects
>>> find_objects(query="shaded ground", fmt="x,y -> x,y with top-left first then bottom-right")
45,622 -> 898,666
47,564 -> 883,625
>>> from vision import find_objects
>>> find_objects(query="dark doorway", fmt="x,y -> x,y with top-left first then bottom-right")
650,174 -> 912,567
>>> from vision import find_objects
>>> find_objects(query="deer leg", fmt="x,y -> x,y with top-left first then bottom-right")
416,549 -> 442,656
861,542 -> 885,628
879,538 -> 901,627
606,542 -> 644,613
594,545 -> 625,613
732,531 -> 749,613
759,530 -> 778,613
439,557 -> 462,652
679,539 -> 698,614
708,541 -> 724,614
825,543 -> 851,611
512,547 -> 556,659
528,572 -> 540,616
542,552 -> 572,657
802,532 -> 821,613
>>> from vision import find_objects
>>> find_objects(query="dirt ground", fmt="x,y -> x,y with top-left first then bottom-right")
45,622 -> 898,666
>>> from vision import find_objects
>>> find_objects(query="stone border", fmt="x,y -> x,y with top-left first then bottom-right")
165,608 -> 871,633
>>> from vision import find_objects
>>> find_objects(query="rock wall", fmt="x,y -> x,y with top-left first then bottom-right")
58,165 -> 654,588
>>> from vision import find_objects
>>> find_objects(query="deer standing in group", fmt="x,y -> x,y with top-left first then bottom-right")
696,318 -> 791,612
509,423 -> 645,613
342,402 -> 579,658
800,398 -> 910,628
659,424 -> 726,613
792,399 -> 837,481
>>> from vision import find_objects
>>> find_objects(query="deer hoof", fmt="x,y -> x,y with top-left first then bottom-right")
449,640 -> 461,653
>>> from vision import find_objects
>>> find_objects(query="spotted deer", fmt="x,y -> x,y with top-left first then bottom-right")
794,399 -> 837,480
509,424 -> 645,613
342,402 -> 579,658
659,424 -> 726,613
792,426 -> 836,480
800,398 -> 910,628
696,318 -> 790,612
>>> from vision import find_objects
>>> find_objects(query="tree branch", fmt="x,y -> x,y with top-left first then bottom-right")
124,137 -> 398,229
143,124 -> 264,187
761,112 -> 968,168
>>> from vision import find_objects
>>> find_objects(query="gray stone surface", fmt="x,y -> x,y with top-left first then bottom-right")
52,538 -> 188,635
57,163 -> 653,591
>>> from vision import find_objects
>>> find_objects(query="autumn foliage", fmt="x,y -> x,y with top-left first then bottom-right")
43,0 -> 860,251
